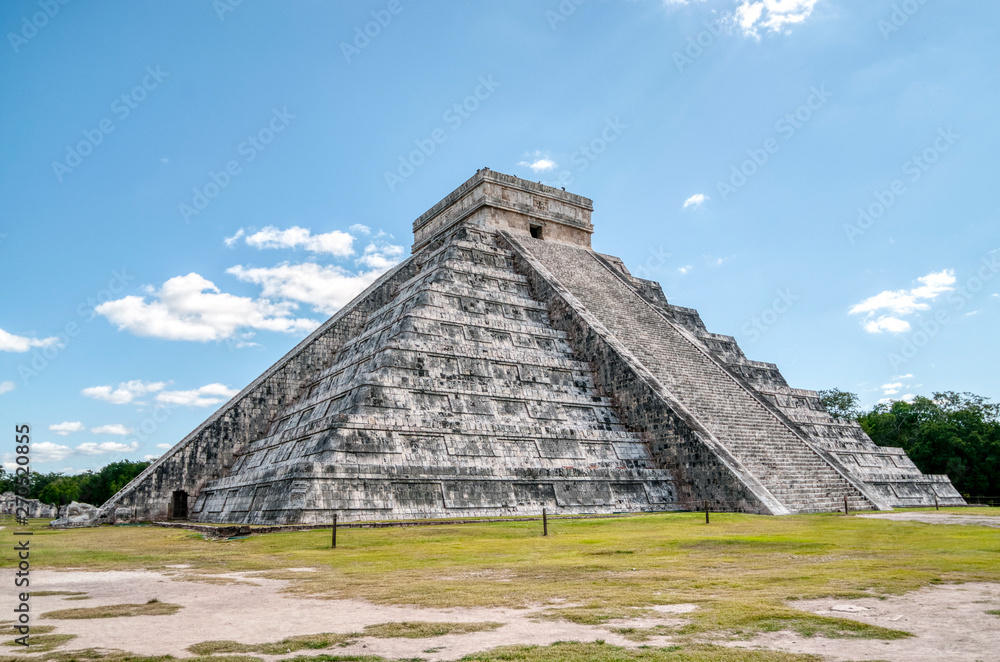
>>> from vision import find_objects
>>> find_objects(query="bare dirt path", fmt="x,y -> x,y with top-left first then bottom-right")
731,583 -> 1000,662
6,570 -> 686,660
7,570 -> 999,661
855,513 -> 1000,528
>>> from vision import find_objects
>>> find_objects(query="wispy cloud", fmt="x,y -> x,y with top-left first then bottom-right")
243,226 -> 355,256
155,383 -> 238,408
91,424 -> 132,435
0,381 -> 15,395
683,193 -> 708,209
227,246 -> 402,316
518,158 -> 557,173
49,421 -> 85,436
734,0 -> 818,38
82,380 -> 167,405
850,269 -> 956,334
21,439 -> 139,464
0,327 -> 61,353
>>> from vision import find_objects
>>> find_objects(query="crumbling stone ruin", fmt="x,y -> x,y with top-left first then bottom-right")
96,170 -> 965,524
0,492 -> 58,520
50,501 -> 99,528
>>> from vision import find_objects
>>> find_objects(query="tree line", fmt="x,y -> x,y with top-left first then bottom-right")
0,460 -> 151,507
819,390 -> 1000,497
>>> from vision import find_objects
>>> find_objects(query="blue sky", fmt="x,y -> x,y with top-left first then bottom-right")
1,0 -> 997,474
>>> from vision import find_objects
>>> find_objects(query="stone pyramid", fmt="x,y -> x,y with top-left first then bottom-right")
98,170 -> 964,524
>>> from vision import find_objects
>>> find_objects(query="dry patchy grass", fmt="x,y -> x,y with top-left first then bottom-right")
40,600 -> 179,620
20,510 -> 1000,641
187,633 -> 356,655
2,634 -> 76,653
360,620 -> 503,638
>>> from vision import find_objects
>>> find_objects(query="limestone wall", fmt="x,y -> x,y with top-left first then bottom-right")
96,258 -> 420,522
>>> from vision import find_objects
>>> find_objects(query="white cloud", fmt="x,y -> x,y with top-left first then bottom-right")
223,228 -> 245,247
683,193 -> 707,209
32,441 -> 74,463
0,327 -> 61,353
358,243 -> 405,270
678,265 -> 693,275
82,380 -> 166,405
20,438 -> 138,464
155,443 -> 172,450
49,421 -> 85,436
143,454 -> 160,461
0,381 -> 15,395
349,224 -> 371,235
850,270 -> 956,334
155,383 -> 239,408
892,373 -> 914,380
91,424 -> 132,435
518,158 -> 557,173
863,317 -> 911,334
76,441 -> 139,456
881,382 -> 903,396
243,226 -> 355,256
733,0 -> 817,37
228,261 -> 395,316
96,273 -> 319,342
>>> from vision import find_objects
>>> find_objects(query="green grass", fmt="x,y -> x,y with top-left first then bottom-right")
2,634 -> 76,653
40,600 -> 180,620
0,627 -> 55,637
987,609 -> 1000,616
17,511 -> 1000,641
608,625 -> 677,642
0,653 -> 260,662
360,621 -> 503,638
187,633 -> 356,656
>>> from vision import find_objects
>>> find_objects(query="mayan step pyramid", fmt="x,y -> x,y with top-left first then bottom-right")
98,170 -> 964,524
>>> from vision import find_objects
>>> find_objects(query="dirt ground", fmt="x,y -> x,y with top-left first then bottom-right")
731,582 -> 1000,662
855,512 -> 1000,528
6,569 -> 999,661
6,569 -> 687,659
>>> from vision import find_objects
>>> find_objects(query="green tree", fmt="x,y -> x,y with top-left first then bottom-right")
38,476 -> 81,506
858,392 -> 1000,496
818,388 -> 861,420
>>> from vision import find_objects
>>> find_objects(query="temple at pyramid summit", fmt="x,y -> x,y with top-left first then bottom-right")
97,170 -> 965,524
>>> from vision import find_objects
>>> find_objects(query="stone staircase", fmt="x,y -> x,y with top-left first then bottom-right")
516,236 -> 877,514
